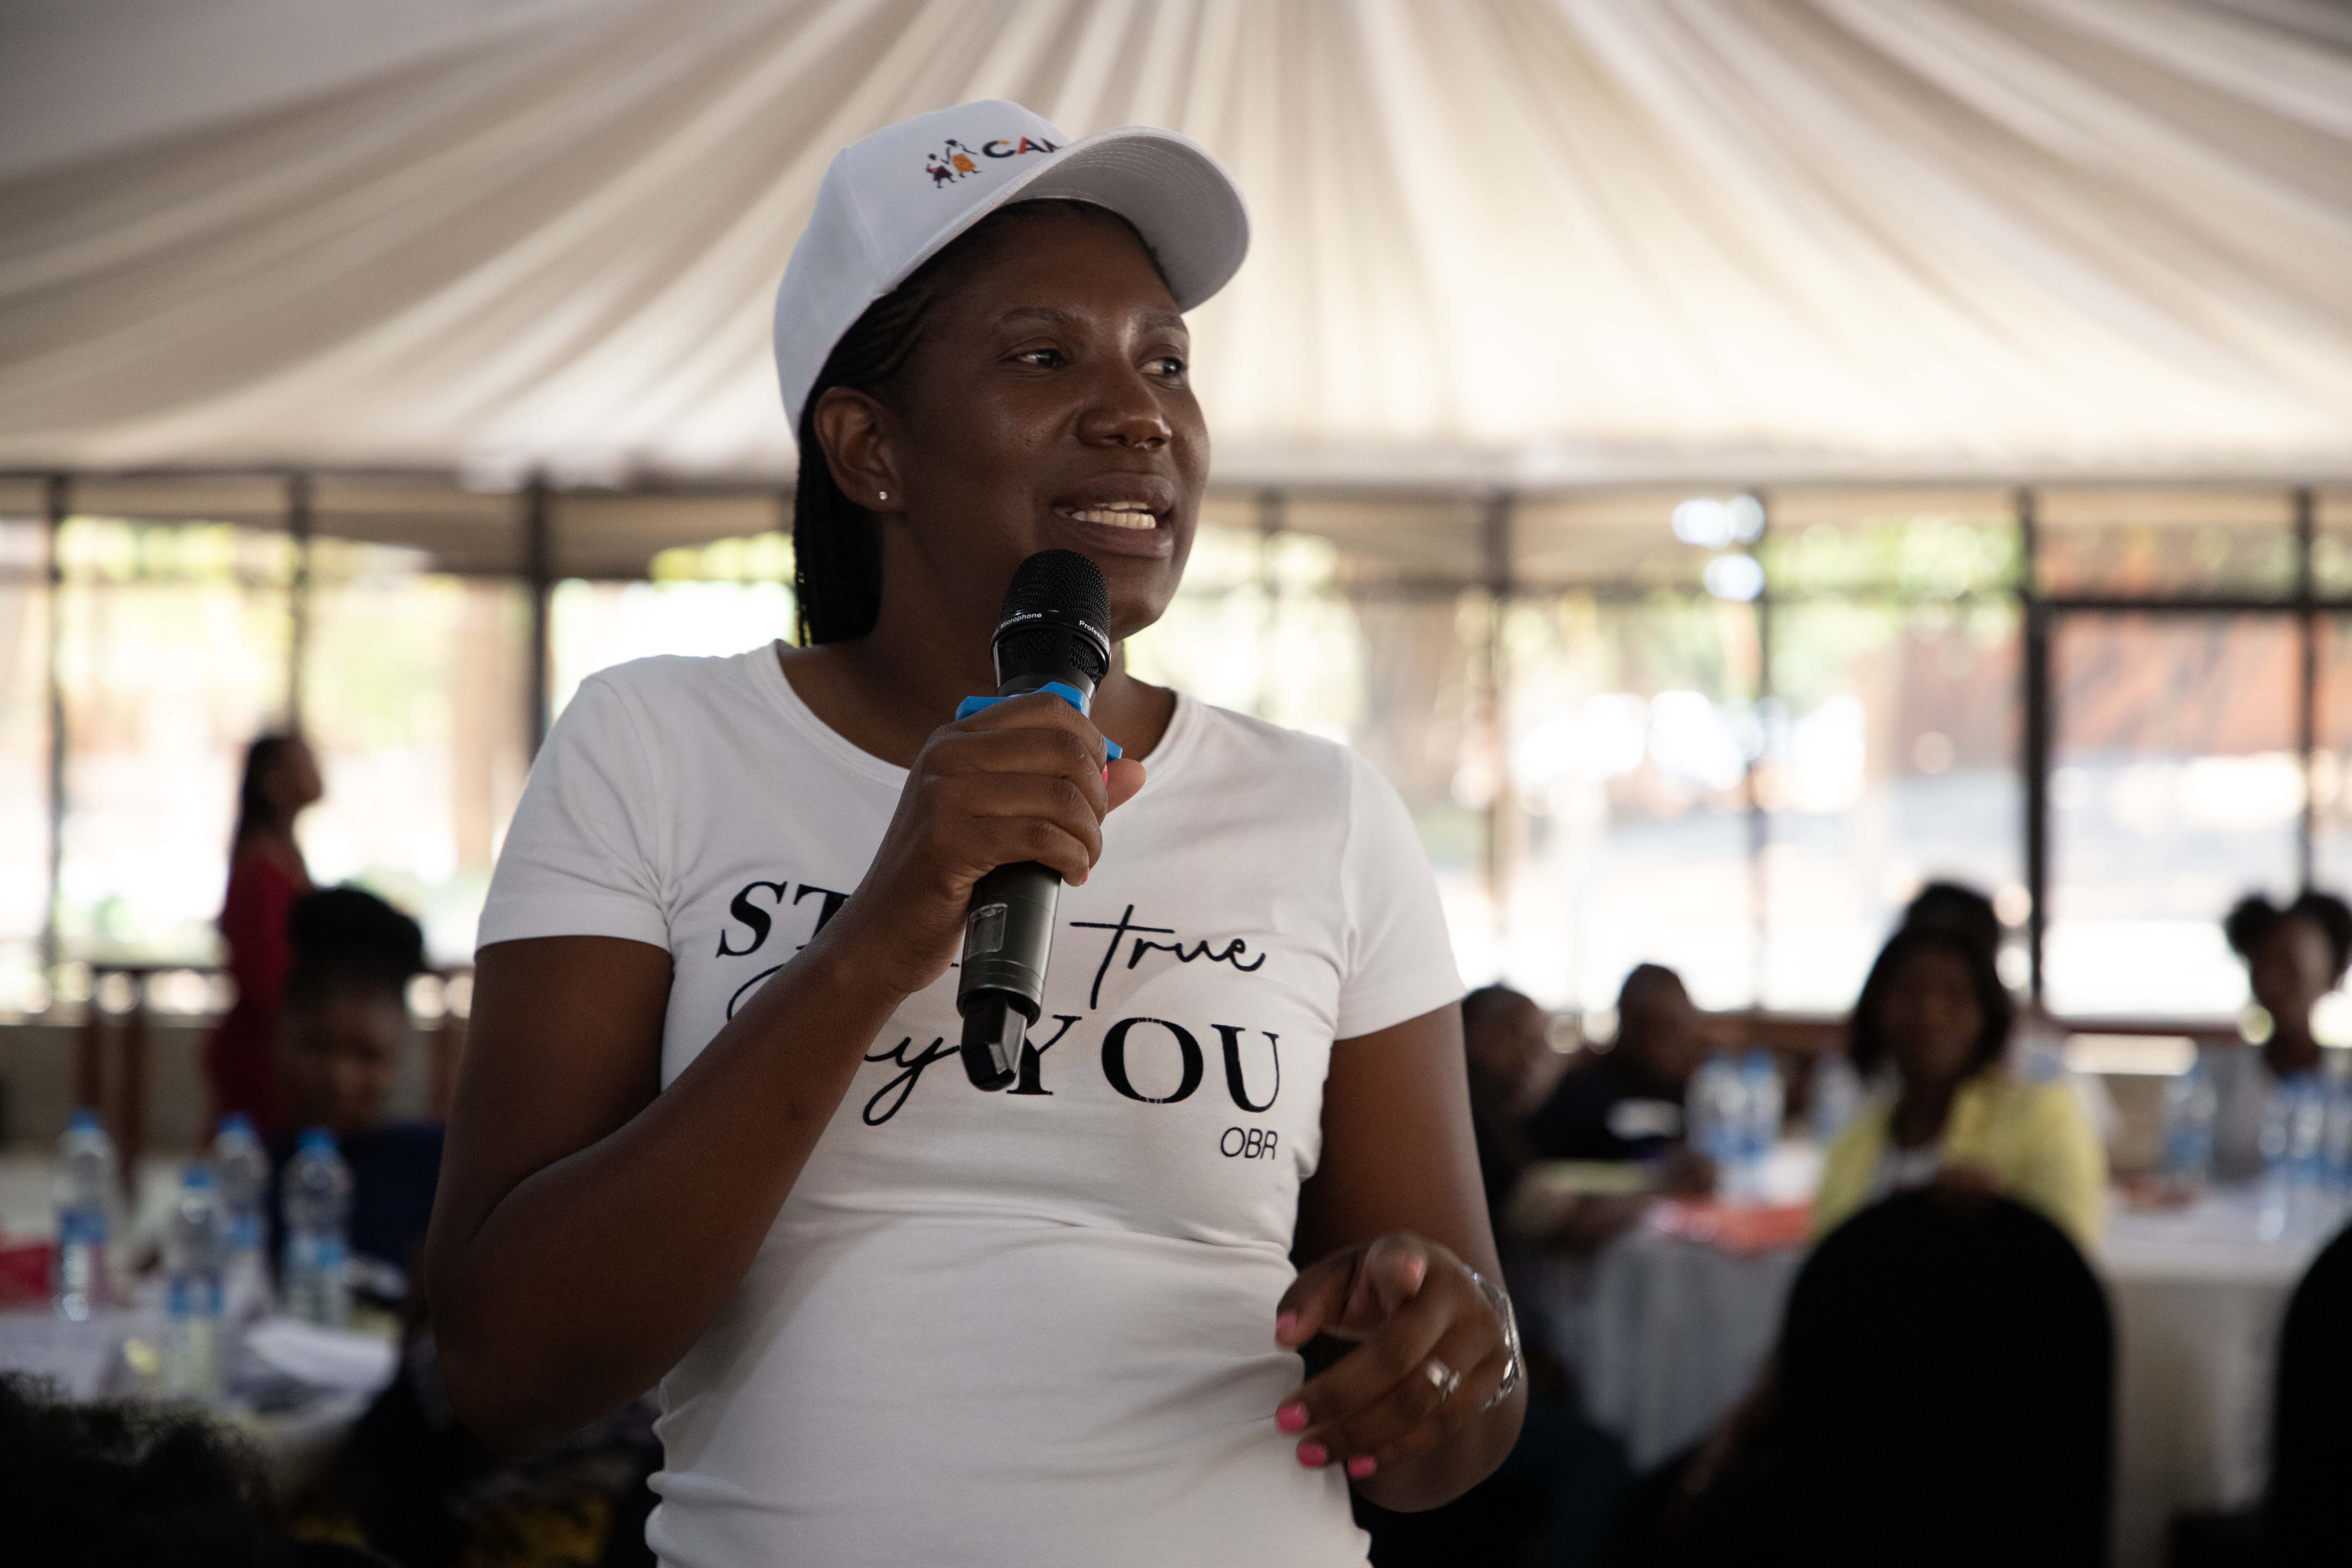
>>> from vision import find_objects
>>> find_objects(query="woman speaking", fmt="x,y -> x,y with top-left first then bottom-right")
427,102 -> 1522,1565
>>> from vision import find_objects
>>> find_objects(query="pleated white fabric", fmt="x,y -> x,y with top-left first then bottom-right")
3,0 -> 2349,484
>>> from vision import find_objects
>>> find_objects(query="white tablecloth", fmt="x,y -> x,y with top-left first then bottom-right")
2100,1188 -> 2339,1568
1527,1223 -> 1805,1470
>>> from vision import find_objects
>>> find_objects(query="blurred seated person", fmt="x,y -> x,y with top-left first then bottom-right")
266,888 -> 443,1288
1900,876 -> 2118,1148
2209,890 -> 2352,1181
1900,879 -> 2001,960
1528,965 -> 1713,1197
260,891 -> 660,1563
1462,985 -> 1566,1214
1465,985 -> 1643,1252
1815,923 -> 2105,1253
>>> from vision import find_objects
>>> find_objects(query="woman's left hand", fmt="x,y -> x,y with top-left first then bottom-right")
1273,1232 -> 1512,1481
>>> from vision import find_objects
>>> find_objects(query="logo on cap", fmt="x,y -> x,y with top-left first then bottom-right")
922,133 -> 1060,188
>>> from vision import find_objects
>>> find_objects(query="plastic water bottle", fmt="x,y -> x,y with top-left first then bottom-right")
282,1128 -> 352,1329
2323,1075 -> 2352,1199
1808,1052 -> 1864,1146
2290,1076 -> 2330,1217
1734,1049 -> 1785,1203
2159,1057 -> 2219,1192
2259,1075 -> 2326,1239
1685,1056 -> 1740,1173
51,1109 -> 115,1321
162,1165 -> 227,1400
211,1113 -> 271,1322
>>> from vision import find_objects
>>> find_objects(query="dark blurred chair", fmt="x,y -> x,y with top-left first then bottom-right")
1614,1190 -> 2112,1568
2262,1216 -> 2352,1563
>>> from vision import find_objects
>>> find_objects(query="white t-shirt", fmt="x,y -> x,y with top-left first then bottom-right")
478,645 -> 1464,1568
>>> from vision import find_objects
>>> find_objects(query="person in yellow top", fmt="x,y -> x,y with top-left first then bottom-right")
1815,923 -> 2106,1254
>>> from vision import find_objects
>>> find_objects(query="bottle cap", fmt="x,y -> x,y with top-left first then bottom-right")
181,1164 -> 216,1189
67,1107 -> 102,1132
296,1126 -> 340,1154
217,1112 -> 255,1137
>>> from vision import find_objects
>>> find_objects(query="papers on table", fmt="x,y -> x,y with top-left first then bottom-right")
243,1315 -> 398,1394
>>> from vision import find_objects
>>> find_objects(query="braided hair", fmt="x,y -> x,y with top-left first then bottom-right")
791,199 -> 1159,644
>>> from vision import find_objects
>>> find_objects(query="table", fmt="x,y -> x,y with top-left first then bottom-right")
2101,1188 -> 2339,1568
1526,1219 -> 1805,1470
1527,1183 -> 2341,1568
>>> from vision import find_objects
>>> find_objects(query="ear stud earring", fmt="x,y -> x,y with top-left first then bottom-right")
877,490 -> 889,501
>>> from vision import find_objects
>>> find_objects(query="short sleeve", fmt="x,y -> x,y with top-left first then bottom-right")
1334,751 -> 1464,1040
476,674 -> 671,952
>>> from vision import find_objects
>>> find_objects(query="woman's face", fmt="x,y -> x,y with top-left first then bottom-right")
1880,946 -> 1984,1093
2250,915 -> 2336,1029
840,204 -> 1208,639
265,738 -> 324,816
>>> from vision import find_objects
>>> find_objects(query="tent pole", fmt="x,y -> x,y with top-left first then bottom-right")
2020,487 -> 2049,1007
526,476 -> 553,755
42,474 -> 69,977
1482,492 -> 1514,935
2295,486 -> 2315,890
1746,490 -> 1772,1009
1256,489 -> 1282,717
286,472 -> 312,730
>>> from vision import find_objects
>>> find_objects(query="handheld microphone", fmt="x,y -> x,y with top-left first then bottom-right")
955,550 -> 1116,1092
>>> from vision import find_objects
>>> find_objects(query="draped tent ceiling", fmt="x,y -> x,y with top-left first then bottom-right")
3,0 -> 2351,494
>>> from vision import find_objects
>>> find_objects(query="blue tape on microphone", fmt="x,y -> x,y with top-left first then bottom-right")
955,682 -> 1122,760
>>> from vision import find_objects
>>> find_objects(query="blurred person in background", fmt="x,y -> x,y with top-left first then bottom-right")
264,888 -> 441,1287
1815,924 -> 2105,1252
1462,985 -> 1565,1219
260,889 -> 660,1566
2210,891 -> 2352,1181
205,733 -> 322,1139
1437,986 -> 1629,1568
1900,877 -> 2116,1150
1528,965 -> 1714,1196
1899,879 -> 2002,961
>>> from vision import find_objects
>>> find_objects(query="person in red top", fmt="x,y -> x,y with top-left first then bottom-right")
204,733 -> 322,1138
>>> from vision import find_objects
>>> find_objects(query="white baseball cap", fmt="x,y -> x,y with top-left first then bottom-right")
773,100 -> 1250,432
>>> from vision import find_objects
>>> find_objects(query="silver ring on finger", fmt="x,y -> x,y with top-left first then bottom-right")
1419,1357 -> 1462,1403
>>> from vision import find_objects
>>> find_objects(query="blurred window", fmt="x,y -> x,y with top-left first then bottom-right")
0,518 -> 48,1011
548,533 -> 797,721
1761,598 -> 2023,1010
54,519 -> 294,964
1761,490 -> 2017,597
2320,618 -> 2352,900
1500,594 -> 1757,1011
2045,616 -> 2301,1016
2037,488 -> 2295,598
13,481 -> 2346,1030
2320,491 -> 2352,598
301,541 -> 532,965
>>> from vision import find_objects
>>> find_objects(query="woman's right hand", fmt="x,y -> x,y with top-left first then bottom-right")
818,691 -> 1147,997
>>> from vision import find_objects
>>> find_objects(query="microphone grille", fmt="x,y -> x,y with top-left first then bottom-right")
1000,550 -> 1110,631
